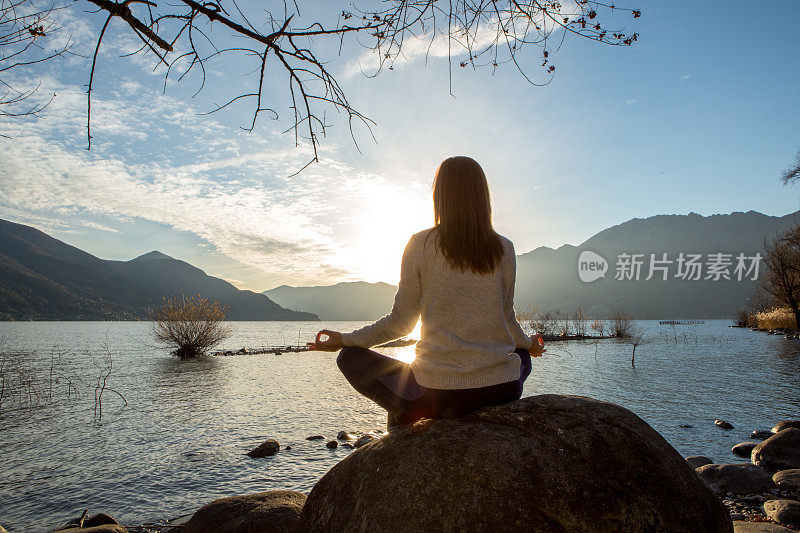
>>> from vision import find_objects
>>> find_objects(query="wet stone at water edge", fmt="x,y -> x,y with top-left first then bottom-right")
247,439 -> 280,458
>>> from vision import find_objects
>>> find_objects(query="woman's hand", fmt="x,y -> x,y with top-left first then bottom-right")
530,333 -> 546,357
307,329 -> 344,351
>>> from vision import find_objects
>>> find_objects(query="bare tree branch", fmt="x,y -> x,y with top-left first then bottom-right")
0,0 -> 72,121
781,148 -> 800,185
23,0 -> 641,170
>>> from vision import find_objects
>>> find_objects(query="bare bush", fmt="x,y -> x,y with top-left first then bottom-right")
752,307 -> 797,331
572,306 -> 587,337
92,343 -> 126,422
609,310 -> 633,338
150,295 -> 232,358
590,319 -> 605,337
762,225 -> 800,331
626,325 -> 648,367
517,304 -> 557,337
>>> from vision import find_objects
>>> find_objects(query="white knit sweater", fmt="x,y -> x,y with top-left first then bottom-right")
342,228 -> 533,389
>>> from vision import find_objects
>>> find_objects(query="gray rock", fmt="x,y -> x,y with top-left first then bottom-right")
733,442 -> 758,458
752,429 -> 800,471
337,431 -> 355,440
247,439 -> 280,458
58,524 -> 128,533
763,499 -> 800,528
687,455 -> 715,469
695,463 -> 775,495
341,443 -> 354,449
306,435 -> 325,441
326,440 -> 338,449
184,490 -> 306,533
751,430 -> 775,440
57,513 -> 121,531
732,522 -> 795,533
773,469 -> 800,490
353,434 -> 375,448
772,420 -> 800,433
299,394 -> 732,532
717,419 -> 735,430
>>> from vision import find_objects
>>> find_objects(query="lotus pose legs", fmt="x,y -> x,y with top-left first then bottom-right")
336,346 -> 533,427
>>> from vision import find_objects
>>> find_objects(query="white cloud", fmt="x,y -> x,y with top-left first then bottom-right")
0,75 -> 433,287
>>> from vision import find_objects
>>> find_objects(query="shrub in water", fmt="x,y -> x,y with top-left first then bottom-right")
150,296 -> 232,358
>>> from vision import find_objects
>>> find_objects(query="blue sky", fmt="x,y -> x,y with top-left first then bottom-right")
1,0 -> 799,290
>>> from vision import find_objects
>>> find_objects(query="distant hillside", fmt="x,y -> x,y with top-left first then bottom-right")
264,281 -> 397,321
0,219 -> 318,321
515,210 -> 800,318
266,210 -> 800,320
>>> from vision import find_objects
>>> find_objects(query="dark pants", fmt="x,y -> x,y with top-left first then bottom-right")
337,346 -> 532,426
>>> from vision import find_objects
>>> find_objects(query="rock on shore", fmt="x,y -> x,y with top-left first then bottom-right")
763,499 -> 800,529
695,463 -> 775,495
752,429 -> 800,472
773,469 -> 800,492
184,491 -> 306,533
298,394 -> 732,532
773,421 -> 800,434
687,455 -> 714,469
733,442 -> 759,458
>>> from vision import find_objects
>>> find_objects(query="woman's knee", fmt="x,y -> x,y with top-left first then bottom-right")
336,346 -> 360,375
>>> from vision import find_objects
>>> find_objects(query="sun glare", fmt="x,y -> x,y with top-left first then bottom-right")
350,182 -> 432,284
392,319 -> 422,363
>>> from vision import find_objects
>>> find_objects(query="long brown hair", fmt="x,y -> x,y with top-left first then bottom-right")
432,156 -> 504,274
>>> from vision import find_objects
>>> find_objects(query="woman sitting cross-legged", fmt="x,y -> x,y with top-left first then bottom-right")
310,156 -> 545,428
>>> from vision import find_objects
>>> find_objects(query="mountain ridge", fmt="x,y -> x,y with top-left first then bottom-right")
0,219 -> 318,321
269,209 -> 800,320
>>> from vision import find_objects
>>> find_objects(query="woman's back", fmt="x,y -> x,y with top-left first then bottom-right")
342,227 -> 532,389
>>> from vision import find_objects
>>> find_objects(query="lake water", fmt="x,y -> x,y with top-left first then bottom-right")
0,320 -> 798,531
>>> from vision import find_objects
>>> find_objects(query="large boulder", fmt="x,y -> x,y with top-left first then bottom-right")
184,490 -> 306,533
763,499 -> 800,528
772,421 -> 800,433
752,429 -> 800,471
695,463 -> 775,495
299,394 -> 732,532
